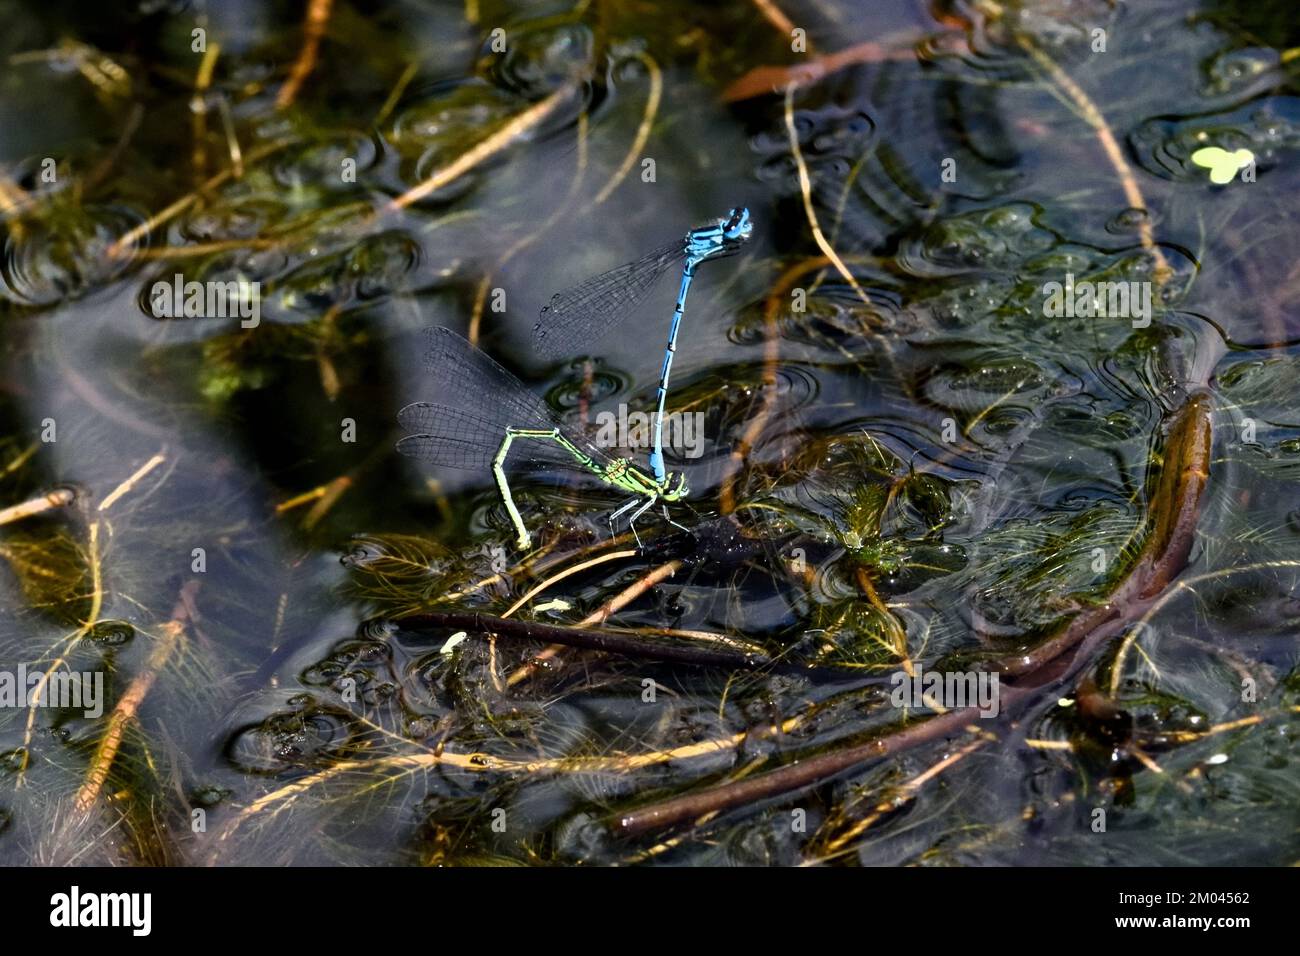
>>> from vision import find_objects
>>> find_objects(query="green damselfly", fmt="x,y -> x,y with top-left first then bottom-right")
396,326 -> 688,550
533,208 -> 753,484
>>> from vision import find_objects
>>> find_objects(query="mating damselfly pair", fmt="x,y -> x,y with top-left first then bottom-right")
397,208 -> 753,550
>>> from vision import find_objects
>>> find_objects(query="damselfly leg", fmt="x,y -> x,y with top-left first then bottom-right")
398,327 -> 689,552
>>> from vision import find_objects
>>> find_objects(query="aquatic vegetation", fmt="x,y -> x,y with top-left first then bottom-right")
0,0 -> 1296,869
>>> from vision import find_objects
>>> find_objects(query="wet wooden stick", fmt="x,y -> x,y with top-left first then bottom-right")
276,0 -> 334,109
394,610 -> 824,675
724,39 -> 919,102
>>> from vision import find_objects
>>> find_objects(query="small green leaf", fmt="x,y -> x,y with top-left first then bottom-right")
1190,146 -> 1254,184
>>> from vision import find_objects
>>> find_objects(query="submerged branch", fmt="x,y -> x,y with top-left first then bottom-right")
394,610 -> 870,678
783,85 -> 872,307
724,37 -> 921,103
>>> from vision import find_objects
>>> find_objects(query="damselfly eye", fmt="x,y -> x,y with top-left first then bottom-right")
722,208 -> 752,241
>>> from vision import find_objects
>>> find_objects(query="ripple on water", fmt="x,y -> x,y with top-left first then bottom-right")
267,230 -> 422,319
896,202 -> 1055,278
917,0 -> 1118,80
1130,95 -> 1300,182
479,19 -> 595,99
1201,47 -> 1282,98
752,104 -> 875,197
225,698 -> 363,775
273,132 -> 379,193
1,203 -> 145,306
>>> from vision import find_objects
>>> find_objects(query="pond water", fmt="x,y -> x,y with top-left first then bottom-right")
0,0 -> 1296,865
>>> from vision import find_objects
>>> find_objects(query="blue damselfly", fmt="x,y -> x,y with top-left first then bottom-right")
533,207 -> 753,483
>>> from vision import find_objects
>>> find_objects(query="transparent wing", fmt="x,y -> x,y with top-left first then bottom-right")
533,241 -> 683,359
396,402 -> 575,470
415,326 -> 557,427
396,326 -> 618,472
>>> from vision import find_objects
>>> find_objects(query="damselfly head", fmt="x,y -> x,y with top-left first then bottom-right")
722,207 -> 753,245
686,207 -> 754,264
662,471 -> 689,500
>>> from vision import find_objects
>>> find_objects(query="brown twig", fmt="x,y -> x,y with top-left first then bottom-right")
616,695 -> 1025,838
783,85 -> 872,307
275,0 -> 334,110
105,138 -> 297,258
500,548 -> 638,617
373,61 -> 418,128
1017,35 -> 1171,283
723,39 -> 920,103
811,733 -> 992,860
990,391 -> 1212,681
